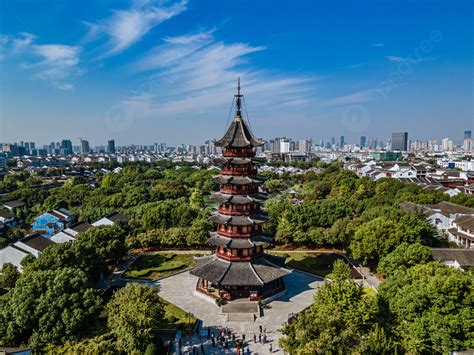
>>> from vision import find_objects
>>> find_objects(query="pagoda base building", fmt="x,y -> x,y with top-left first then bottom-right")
191,80 -> 289,301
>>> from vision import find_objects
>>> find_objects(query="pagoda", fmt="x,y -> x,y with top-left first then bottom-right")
191,79 -> 289,301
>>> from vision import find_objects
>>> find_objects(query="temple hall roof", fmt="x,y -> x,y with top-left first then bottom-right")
190,254 -> 290,286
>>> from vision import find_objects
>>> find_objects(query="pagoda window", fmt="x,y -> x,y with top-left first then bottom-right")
232,249 -> 238,256
242,249 -> 249,257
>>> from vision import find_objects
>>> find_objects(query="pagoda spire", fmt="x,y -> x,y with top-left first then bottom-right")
235,77 -> 242,119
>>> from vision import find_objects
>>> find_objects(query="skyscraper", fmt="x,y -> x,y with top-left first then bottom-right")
464,130 -> 472,140
360,136 -> 366,148
80,139 -> 90,155
61,139 -> 73,155
391,132 -> 408,151
340,136 -> 345,148
107,139 -> 116,154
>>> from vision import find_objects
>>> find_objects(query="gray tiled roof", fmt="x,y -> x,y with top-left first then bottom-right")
190,254 -> 290,286
208,232 -> 272,248
214,116 -> 265,148
209,213 -> 268,226
432,248 -> 474,267
211,192 -> 268,205
213,175 -> 266,185
213,157 -> 266,165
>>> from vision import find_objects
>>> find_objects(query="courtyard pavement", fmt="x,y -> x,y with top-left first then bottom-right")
155,270 -> 325,354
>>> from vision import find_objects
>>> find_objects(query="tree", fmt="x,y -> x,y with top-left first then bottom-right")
0,263 -> 20,289
280,260 -> 379,353
26,240 -> 105,282
350,216 -> 434,267
377,242 -> 432,276
106,283 -> 165,352
76,225 -> 127,262
189,189 -> 205,210
186,217 -> 213,246
0,267 -> 102,348
379,262 -> 474,353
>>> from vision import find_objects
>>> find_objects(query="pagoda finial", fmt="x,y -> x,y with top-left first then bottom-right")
235,77 -> 242,119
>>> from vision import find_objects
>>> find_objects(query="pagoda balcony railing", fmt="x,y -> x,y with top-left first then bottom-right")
215,230 -> 261,238
218,206 -> 260,216
216,252 -> 263,261
219,187 -> 259,195
223,149 -> 255,158
221,166 -> 257,175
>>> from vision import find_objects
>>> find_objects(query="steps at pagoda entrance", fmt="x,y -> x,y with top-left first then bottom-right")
221,301 -> 260,322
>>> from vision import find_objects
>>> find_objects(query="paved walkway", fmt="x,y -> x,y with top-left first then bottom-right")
155,270 -> 324,354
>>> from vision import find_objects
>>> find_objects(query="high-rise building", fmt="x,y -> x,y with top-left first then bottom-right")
391,132 -> 408,151
331,137 -> 336,146
61,139 -> 73,155
80,139 -> 90,155
360,136 -> 366,148
340,136 -> 345,148
464,130 -> 472,140
442,138 -> 453,151
298,139 -> 311,152
280,138 -> 291,153
107,139 -> 116,154
190,80 -> 289,301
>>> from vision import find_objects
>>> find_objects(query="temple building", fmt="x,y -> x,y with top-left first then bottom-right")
191,80 -> 289,301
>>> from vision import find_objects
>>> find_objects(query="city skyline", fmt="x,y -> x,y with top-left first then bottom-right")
1,0 -> 473,145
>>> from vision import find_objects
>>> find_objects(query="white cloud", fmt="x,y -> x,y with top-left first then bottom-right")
321,89 -> 378,106
345,62 -> 367,69
386,55 -> 406,62
1,33 -> 82,90
386,55 -> 437,64
121,30 -> 315,120
87,0 -> 188,57
11,32 -> 36,53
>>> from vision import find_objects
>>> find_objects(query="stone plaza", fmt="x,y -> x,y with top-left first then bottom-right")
157,269 -> 325,354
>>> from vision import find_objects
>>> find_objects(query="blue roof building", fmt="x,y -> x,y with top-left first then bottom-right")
32,208 -> 76,237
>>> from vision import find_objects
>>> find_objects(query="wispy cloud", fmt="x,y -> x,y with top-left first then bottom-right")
371,43 -> 384,47
386,55 -> 437,64
1,33 -> 82,90
86,0 -> 188,58
345,62 -> 367,69
321,89 -> 378,106
121,30 -> 315,120
386,55 -> 406,62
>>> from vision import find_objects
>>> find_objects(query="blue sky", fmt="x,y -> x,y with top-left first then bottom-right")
0,0 -> 472,146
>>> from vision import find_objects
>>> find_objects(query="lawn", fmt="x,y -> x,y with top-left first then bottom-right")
123,253 -> 200,280
274,252 -> 348,277
159,297 -> 197,330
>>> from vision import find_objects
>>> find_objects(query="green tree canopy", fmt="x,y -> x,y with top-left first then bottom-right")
378,262 -> 474,353
377,242 -> 432,277
0,267 -> 102,348
106,283 -> 165,352
280,260 -> 380,353
0,263 -> 20,289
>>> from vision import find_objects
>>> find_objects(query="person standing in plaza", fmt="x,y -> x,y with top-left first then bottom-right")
253,334 -> 256,343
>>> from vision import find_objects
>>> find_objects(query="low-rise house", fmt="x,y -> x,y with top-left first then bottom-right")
448,215 -> 474,249
0,233 -> 55,270
432,248 -> 474,271
2,200 -> 25,212
401,201 -> 474,248
0,210 -> 17,230
32,208 -> 76,237
92,212 -> 128,227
